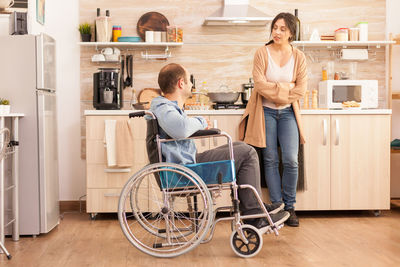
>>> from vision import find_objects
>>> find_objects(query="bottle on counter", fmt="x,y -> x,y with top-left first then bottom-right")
94,8 -> 100,42
294,9 -> 301,41
303,90 -> 309,109
199,81 -> 209,107
322,66 -> 328,81
312,89 -> 318,109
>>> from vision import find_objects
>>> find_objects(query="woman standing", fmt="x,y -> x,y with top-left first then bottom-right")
239,13 -> 307,227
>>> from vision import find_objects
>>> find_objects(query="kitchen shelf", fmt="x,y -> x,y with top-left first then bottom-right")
79,42 -> 183,48
181,41 -> 395,47
293,40 -> 395,48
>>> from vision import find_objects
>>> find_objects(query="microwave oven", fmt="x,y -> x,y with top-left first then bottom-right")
318,80 -> 378,109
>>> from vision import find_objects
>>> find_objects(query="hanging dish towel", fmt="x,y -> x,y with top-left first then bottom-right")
116,120 -> 134,167
104,120 -> 117,167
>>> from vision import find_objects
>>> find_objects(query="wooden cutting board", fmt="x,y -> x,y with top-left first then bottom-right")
137,88 -> 162,109
136,12 -> 170,41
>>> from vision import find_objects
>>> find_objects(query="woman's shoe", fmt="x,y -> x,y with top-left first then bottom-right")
285,208 -> 299,227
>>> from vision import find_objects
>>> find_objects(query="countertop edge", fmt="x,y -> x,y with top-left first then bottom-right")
84,109 -> 392,116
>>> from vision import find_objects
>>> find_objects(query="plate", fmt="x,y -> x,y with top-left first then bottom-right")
118,36 -> 142,42
136,12 -> 170,41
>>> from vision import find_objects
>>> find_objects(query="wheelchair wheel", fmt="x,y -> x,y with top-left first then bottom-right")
118,163 -> 213,258
230,225 -> 263,258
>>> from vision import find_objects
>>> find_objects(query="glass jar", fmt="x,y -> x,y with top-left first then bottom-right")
112,25 -> 121,42
349,28 -> 359,41
167,26 -> 183,42
335,28 -> 349,41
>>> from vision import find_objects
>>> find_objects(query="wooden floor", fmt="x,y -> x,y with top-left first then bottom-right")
2,203 -> 400,266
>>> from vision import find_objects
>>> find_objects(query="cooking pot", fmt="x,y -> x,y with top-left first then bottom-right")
207,92 -> 240,104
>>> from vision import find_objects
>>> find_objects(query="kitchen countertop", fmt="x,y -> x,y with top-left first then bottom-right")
84,109 -> 392,116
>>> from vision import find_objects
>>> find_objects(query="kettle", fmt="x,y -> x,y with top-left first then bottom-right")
0,0 -> 14,9
241,78 -> 254,104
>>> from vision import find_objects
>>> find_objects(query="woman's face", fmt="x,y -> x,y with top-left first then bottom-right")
271,18 -> 292,44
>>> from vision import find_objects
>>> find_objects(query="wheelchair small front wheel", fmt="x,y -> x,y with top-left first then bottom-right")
230,224 -> 263,258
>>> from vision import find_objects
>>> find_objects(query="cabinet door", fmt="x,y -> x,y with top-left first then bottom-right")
330,115 -> 390,210
209,115 -> 242,149
296,115 -> 331,210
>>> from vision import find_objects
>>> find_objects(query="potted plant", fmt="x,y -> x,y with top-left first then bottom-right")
0,98 -> 10,114
79,23 -> 92,42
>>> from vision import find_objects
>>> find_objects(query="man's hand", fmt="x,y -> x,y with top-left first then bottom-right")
204,117 -> 212,129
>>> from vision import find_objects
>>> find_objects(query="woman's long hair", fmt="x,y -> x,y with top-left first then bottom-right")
266,12 -> 297,45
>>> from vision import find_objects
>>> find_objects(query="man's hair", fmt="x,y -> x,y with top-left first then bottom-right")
158,63 -> 188,94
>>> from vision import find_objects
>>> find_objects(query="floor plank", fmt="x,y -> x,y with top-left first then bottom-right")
1,206 -> 400,266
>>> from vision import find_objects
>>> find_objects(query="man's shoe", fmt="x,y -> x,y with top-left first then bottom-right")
285,209 -> 299,227
244,210 -> 290,234
264,202 -> 284,214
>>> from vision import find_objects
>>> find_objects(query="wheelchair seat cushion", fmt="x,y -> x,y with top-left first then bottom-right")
159,160 -> 236,189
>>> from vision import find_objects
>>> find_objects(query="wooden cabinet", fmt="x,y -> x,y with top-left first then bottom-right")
296,115 -> 331,210
86,115 -> 149,214
85,112 -> 390,214
330,115 -> 391,210
298,114 -> 391,211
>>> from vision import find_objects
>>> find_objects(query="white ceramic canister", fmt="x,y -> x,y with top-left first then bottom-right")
145,31 -> 154,43
356,22 -> 368,41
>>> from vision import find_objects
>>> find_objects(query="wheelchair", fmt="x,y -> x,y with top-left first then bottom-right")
118,111 -> 285,258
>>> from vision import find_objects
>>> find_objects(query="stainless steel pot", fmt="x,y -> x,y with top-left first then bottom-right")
206,92 -> 240,104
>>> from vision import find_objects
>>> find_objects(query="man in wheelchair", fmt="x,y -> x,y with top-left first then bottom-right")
150,63 -> 290,232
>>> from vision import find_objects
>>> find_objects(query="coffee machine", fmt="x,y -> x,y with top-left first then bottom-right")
93,68 -> 122,110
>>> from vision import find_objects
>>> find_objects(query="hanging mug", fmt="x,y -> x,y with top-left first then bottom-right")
0,0 -> 14,9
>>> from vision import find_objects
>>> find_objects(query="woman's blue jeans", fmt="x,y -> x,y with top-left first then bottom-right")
262,106 -> 299,210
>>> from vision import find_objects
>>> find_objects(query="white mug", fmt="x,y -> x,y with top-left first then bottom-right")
145,31 -> 154,43
0,0 -> 14,9
91,54 -> 106,62
101,47 -> 113,55
113,47 -> 121,56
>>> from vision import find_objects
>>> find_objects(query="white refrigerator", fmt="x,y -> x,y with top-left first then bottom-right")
0,34 -> 59,235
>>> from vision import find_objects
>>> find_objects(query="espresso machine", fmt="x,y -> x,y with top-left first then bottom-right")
93,68 -> 122,110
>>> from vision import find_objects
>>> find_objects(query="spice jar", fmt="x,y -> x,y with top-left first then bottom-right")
312,90 -> 318,109
334,72 -> 340,80
303,90 -> 309,109
112,25 -> 121,42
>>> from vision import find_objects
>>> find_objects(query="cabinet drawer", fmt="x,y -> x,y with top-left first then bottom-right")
87,163 -> 148,188
87,188 -> 148,213
86,116 -> 146,141
86,139 -> 148,165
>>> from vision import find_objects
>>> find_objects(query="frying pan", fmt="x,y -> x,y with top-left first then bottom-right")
137,12 -> 170,41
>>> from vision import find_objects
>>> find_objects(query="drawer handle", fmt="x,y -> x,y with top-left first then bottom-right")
104,193 -> 120,197
323,119 -> 327,146
104,168 -> 131,173
335,119 -> 340,146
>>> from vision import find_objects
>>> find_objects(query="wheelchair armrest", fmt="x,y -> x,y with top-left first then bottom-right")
129,110 -> 156,119
189,128 -> 221,137
129,111 -> 145,118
